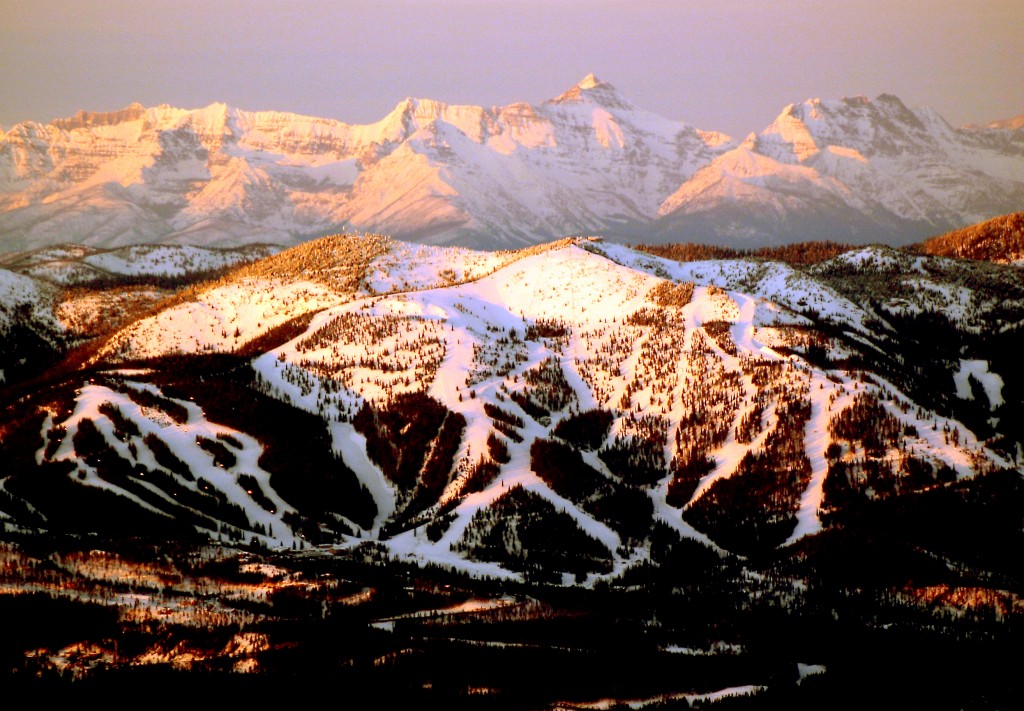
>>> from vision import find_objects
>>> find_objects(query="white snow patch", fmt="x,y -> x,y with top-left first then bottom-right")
797,662 -> 827,684
566,684 -> 766,709
953,359 -> 1004,410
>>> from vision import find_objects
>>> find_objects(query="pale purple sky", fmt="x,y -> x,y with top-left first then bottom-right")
2,0 -> 1021,138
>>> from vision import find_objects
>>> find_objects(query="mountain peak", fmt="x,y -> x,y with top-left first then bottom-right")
548,74 -> 630,109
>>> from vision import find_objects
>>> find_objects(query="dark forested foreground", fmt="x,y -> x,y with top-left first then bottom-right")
1,512 -> 1020,709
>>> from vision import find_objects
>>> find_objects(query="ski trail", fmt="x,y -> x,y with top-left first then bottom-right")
730,291 -> 759,355
329,422 -> 396,537
784,372 -> 844,545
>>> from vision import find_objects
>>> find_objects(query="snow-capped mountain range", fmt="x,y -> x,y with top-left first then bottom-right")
2,76 -> 1021,251
1,233 -> 1021,579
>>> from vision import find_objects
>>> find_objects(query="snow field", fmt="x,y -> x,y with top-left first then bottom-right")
43,382 -> 303,548
82,244 -> 274,278
100,277 -> 344,360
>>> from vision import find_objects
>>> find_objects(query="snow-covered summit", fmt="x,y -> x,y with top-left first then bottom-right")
577,73 -> 603,90
0,78 -> 737,251
1,83 -> 1022,252
655,93 -> 1024,245
547,73 -> 634,110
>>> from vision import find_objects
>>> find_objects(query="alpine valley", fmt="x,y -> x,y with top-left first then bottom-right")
2,75 -> 1023,251
0,217 -> 1022,705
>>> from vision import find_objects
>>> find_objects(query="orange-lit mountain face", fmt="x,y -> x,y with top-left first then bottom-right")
1,77 -> 1022,252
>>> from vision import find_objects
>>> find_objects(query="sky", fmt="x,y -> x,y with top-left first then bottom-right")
1,0 -> 1021,139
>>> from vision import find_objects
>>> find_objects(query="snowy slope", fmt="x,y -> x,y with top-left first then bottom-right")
1,242 -> 276,286
0,267 -> 65,384
99,277 -> 344,361
2,236 -> 1019,582
39,380 -> 303,548
240,240 -> 1017,571
0,267 -> 59,336
96,235 -> 586,362
82,244 -> 277,278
